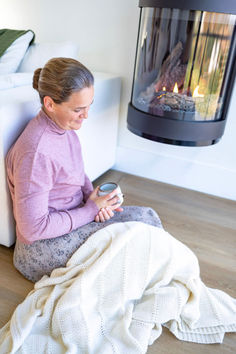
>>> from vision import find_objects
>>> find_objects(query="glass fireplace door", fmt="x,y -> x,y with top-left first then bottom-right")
132,8 -> 236,122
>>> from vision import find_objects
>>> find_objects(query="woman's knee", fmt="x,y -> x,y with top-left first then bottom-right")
144,206 -> 158,218
135,206 -> 163,228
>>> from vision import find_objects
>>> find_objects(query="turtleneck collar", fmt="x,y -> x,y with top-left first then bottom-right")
39,108 -> 66,135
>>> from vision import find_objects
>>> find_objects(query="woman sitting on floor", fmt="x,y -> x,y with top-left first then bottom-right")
6,57 -> 162,282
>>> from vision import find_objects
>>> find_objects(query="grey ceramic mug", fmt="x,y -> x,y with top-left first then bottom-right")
98,182 -> 124,205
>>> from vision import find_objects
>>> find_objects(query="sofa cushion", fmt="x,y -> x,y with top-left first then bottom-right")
17,42 -> 79,72
0,31 -> 34,75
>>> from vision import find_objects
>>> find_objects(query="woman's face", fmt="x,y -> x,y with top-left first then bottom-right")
46,86 -> 94,130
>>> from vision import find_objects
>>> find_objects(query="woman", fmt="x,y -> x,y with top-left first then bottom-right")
6,57 -> 162,282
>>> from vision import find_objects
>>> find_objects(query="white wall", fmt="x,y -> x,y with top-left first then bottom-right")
1,0 -> 236,200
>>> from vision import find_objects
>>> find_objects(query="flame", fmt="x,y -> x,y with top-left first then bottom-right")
173,82 -> 178,93
193,85 -> 204,98
162,87 -> 166,91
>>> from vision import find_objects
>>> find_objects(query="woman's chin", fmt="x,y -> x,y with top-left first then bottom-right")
72,121 -> 83,130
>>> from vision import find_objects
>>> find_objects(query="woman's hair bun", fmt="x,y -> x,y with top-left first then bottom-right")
32,68 -> 42,91
32,58 -> 94,104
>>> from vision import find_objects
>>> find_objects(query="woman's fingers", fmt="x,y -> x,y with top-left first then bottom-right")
99,208 -> 110,222
94,214 -> 100,223
106,189 -> 121,205
98,210 -> 105,222
106,188 -> 118,200
107,195 -> 120,207
94,207 -> 114,223
114,207 -> 123,212
101,208 -> 113,220
105,207 -> 114,218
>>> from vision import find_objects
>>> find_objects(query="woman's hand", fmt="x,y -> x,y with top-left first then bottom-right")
88,186 -> 123,223
89,186 -> 120,210
94,207 -> 114,223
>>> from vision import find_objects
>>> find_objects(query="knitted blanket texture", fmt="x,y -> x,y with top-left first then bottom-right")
0,221 -> 235,353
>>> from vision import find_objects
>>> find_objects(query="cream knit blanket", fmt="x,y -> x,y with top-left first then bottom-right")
0,222 -> 235,354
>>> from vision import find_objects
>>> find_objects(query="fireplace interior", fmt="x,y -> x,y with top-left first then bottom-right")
127,0 -> 236,146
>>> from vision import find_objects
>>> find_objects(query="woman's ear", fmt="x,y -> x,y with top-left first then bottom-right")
43,96 -> 55,112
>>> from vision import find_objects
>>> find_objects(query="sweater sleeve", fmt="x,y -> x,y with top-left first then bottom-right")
82,174 -> 94,202
14,152 -> 99,243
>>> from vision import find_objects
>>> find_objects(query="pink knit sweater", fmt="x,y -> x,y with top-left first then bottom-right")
6,109 -> 99,244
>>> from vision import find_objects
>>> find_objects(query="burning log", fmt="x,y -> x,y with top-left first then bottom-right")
154,41 -> 187,92
149,91 -> 196,116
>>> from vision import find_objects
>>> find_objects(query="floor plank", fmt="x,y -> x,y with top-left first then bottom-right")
0,169 -> 235,353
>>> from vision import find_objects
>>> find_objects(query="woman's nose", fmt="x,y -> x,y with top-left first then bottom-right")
80,110 -> 88,119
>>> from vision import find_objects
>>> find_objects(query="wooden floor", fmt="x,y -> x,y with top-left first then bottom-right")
0,169 -> 235,353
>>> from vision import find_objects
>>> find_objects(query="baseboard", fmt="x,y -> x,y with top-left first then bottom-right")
114,145 -> 236,201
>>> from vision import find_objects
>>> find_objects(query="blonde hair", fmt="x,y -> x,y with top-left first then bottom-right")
33,57 -> 94,104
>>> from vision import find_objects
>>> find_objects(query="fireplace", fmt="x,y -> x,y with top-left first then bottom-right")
127,0 -> 236,146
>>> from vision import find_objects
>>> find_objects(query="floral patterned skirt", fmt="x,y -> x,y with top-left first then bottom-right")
13,206 -> 163,282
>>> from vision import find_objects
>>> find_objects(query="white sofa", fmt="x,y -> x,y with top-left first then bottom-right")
0,41 -> 121,247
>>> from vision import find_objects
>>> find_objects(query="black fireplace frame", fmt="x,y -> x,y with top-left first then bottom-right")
127,0 -> 236,146
139,0 -> 236,15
